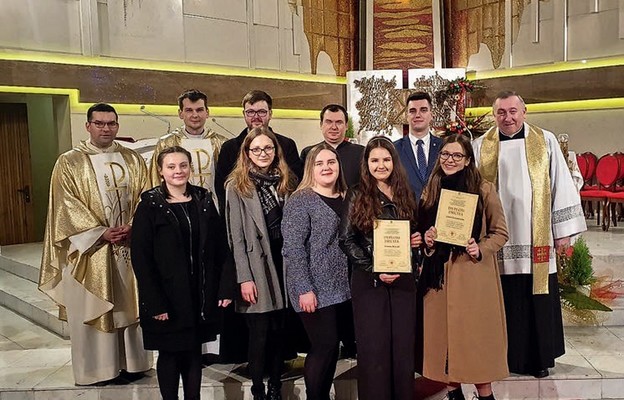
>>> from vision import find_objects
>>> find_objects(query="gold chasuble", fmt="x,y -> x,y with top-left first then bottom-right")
39,141 -> 148,332
149,126 -> 227,189
479,124 -> 551,295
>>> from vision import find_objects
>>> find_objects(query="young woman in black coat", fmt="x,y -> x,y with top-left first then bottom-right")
339,136 -> 422,400
131,146 -> 235,400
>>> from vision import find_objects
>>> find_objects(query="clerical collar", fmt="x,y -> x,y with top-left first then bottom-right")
86,140 -> 115,153
184,127 -> 205,138
499,125 -> 525,141
326,140 -> 343,149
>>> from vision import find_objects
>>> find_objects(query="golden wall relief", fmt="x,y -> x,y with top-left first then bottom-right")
373,0 -> 435,70
444,0 -> 531,69
302,0 -> 359,76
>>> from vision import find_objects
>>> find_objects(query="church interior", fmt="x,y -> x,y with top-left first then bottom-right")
1,0 -> 624,399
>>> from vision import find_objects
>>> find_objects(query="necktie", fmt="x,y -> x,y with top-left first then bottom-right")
416,139 -> 427,181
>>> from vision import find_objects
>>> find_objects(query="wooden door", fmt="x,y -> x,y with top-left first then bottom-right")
0,103 -> 35,245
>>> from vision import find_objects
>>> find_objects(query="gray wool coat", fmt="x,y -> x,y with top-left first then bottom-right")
225,182 -> 287,314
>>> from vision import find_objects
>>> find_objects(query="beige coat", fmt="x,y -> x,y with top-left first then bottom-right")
423,181 -> 509,384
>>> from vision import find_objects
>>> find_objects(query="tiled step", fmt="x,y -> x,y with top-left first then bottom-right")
0,246 -> 40,283
0,269 -> 69,339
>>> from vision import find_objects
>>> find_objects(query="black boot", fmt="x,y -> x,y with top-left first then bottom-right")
478,394 -> 495,400
447,387 -> 465,400
267,381 -> 282,400
251,383 -> 266,400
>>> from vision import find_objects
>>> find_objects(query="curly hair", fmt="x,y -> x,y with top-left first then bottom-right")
225,127 -> 296,197
350,136 -> 417,232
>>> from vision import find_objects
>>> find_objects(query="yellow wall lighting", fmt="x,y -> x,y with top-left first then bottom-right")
0,85 -> 320,119
466,97 -> 624,115
466,56 -> 624,80
0,50 -> 347,85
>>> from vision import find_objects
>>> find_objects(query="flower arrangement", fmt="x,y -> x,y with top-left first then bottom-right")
440,113 -> 493,139
446,77 -> 478,95
557,236 -> 624,325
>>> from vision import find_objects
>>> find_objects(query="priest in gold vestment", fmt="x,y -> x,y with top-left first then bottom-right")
39,103 -> 152,385
149,89 -> 227,196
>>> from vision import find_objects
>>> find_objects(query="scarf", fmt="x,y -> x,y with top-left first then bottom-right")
420,168 -> 483,293
479,123 -> 551,295
249,169 -> 283,240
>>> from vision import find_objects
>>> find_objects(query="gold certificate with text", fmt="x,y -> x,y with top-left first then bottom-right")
373,219 -> 412,273
434,189 -> 479,246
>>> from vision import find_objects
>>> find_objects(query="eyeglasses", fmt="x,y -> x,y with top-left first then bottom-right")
89,120 -> 119,129
244,109 -> 269,118
439,151 -> 466,162
248,146 -> 275,156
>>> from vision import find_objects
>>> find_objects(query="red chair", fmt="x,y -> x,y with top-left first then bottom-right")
614,152 -> 624,192
580,154 -> 620,230
608,152 -> 624,223
583,152 -> 598,187
577,154 -> 588,182
578,152 -> 599,222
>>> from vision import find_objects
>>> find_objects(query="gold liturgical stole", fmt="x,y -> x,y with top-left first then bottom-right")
479,124 -> 552,295
181,138 -> 215,190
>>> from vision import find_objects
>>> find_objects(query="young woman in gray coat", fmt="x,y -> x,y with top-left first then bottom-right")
282,143 -> 351,400
225,127 -> 297,400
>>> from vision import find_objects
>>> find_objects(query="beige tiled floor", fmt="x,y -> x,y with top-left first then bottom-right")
2,223 -> 624,399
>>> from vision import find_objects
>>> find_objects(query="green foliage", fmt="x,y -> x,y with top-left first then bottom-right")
345,119 -> 355,139
568,236 -> 595,286
560,284 -> 612,312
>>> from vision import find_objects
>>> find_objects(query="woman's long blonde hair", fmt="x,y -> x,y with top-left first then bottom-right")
294,143 -> 347,196
225,127 -> 296,197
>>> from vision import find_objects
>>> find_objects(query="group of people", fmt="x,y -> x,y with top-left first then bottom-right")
39,87 -> 586,400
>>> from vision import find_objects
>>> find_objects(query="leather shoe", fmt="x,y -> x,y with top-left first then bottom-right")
533,369 -> 549,378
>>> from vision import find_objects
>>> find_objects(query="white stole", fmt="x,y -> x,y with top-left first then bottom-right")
88,152 -> 135,327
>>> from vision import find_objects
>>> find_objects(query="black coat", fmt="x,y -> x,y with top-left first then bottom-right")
131,185 -> 235,350
214,127 -> 303,210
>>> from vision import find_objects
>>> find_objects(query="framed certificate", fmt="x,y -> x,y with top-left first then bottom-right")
373,219 -> 412,273
434,189 -> 479,246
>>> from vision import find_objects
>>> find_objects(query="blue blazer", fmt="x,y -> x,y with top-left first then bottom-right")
394,133 -> 442,200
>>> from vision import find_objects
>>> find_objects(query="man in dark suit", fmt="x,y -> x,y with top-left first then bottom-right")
214,90 -> 303,210
394,92 -> 442,200
300,104 -> 364,188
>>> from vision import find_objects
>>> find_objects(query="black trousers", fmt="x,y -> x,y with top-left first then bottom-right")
336,300 -> 356,357
245,310 -> 286,395
299,303 -> 346,400
501,273 -> 565,374
156,347 -> 202,400
351,269 -> 417,400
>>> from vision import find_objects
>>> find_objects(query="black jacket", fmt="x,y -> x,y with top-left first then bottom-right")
214,127 -> 303,210
339,186 -> 420,280
131,185 -> 235,340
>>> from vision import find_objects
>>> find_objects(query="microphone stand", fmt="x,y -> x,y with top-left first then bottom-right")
140,105 -> 171,134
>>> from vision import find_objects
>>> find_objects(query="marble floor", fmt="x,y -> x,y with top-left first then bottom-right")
1,222 -> 624,399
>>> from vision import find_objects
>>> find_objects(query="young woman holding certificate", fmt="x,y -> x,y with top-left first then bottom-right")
282,143 -> 351,400
419,134 -> 509,400
339,136 -> 421,400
